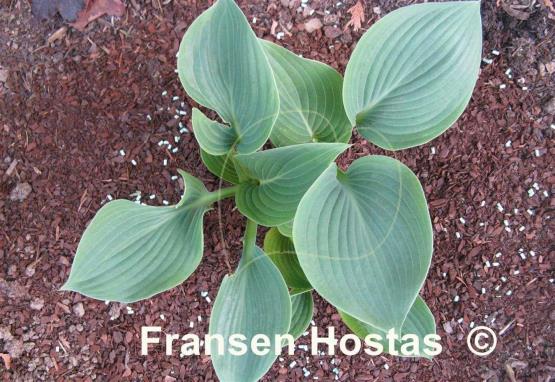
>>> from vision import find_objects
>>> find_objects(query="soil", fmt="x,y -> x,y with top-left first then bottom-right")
0,0 -> 554,381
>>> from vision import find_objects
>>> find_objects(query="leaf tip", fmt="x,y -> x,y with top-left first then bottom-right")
176,168 -> 188,180
59,280 -> 74,292
339,142 -> 352,150
191,106 -> 201,116
335,166 -> 348,182
330,142 -> 352,157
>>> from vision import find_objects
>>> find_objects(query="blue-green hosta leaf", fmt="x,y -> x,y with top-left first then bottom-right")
289,291 -> 313,340
209,246 -> 291,382
234,143 -> 349,226
177,0 -> 279,154
192,109 -> 237,156
277,219 -> 293,238
200,149 -> 240,185
343,1 -> 482,150
263,227 -> 311,290
261,40 -> 351,147
62,170 -> 211,303
340,296 -> 436,359
293,156 -> 433,332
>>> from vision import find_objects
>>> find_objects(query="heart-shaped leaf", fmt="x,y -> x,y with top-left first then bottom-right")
200,149 -> 240,185
293,155 -> 433,332
234,143 -> 349,226
343,1 -> 482,150
263,227 -> 311,290
340,296 -> 436,359
261,40 -> 351,147
177,0 -> 279,154
209,246 -> 291,382
62,170 -> 211,303
289,291 -> 313,340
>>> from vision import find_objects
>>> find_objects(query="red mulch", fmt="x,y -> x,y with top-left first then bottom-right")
0,0 -> 554,381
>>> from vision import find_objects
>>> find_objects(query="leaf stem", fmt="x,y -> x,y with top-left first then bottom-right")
210,185 -> 239,201
196,185 -> 239,206
242,218 -> 258,262
183,185 -> 238,210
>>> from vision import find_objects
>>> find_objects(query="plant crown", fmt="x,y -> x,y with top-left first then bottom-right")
62,1 -> 482,380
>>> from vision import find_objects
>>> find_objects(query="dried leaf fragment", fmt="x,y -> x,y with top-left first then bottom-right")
70,0 -> 125,31
0,353 -> 11,370
304,18 -> 323,33
544,0 -> 555,18
345,1 -> 365,32
47,27 -> 68,44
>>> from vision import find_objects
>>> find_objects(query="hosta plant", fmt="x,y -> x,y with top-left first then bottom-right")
62,0 -> 482,380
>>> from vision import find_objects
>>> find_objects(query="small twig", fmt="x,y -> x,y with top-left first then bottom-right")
525,277 -> 538,286
505,362 -> 517,382
57,340 -> 68,355
499,319 -> 515,336
222,248 -> 232,274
